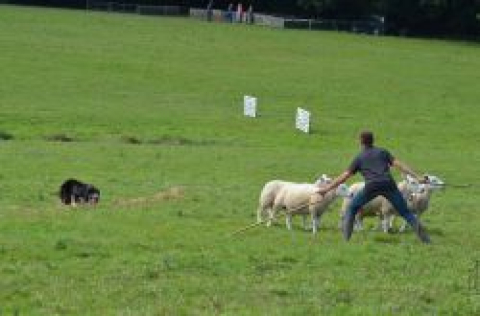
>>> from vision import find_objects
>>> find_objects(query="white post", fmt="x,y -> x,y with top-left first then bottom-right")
243,95 -> 257,118
295,107 -> 310,133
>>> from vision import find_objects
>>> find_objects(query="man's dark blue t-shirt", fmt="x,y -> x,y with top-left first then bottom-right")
348,146 -> 397,193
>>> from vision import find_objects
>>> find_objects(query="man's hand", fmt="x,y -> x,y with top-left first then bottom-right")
315,170 -> 352,197
393,159 -> 424,183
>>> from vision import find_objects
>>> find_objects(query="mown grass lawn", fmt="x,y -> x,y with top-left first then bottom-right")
0,5 -> 479,315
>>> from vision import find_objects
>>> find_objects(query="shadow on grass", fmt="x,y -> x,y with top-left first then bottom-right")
392,226 -> 444,237
0,131 -> 14,141
148,135 -> 219,146
44,133 -> 75,142
119,135 -> 221,146
54,238 -> 110,259
269,288 -> 290,297
422,226 -> 444,236
372,234 -> 402,244
332,289 -> 353,304
120,135 -> 143,145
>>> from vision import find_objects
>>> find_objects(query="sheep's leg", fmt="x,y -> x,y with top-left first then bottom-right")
286,212 -> 293,230
388,215 -> 396,232
266,209 -> 274,227
399,221 -> 408,232
302,215 -> 309,230
373,216 -> 380,231
312,213 -> 319,234
257,207 -> 263,223
311,209 -> 324,234
354,216 -> 363,231
257,206 -> 269,224
399,213 -> 419,232
381,215 -> 390,233
267,207 -> 279,227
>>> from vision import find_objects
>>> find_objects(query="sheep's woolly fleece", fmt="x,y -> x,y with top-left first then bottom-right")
114,186 -> 185,208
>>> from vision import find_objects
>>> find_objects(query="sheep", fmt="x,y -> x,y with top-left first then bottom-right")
257,175 -> 350,234
257,180 -> 287,224
257,174 -> 332,228
339,182 -> 390,232
340,176 -> 421,233
390,174 -> 445,232
283,182 -> 350,234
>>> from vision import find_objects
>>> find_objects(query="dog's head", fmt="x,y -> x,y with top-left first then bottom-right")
86,185 -> 100,205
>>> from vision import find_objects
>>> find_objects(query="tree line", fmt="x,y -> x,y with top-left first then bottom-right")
4,0 -> 480,39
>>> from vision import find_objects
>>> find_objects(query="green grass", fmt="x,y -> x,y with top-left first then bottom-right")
1,5 -> 480,315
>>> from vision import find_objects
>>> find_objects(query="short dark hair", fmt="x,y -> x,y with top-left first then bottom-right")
360,131 -> 374,147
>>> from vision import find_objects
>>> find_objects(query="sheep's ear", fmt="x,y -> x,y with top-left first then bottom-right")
428,175 -> 445,188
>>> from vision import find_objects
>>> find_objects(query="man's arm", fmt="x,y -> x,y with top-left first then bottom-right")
391,158 -> 423,181
316,170 -> 353,195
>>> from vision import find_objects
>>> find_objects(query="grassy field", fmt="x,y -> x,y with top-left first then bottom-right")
1,5 -> 480,315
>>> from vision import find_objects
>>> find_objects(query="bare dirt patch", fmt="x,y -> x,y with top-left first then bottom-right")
114,186 -> 185,208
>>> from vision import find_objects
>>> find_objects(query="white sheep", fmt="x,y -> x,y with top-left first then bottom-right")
257,174 -> 332,228
283,182 -> 350,234
391,174 -> 445,232
257,175 -> 350,234
257,174 -> 332,227
340,176 -> 421,233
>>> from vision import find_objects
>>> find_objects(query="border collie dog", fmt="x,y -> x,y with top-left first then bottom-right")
59,179 -> 100,206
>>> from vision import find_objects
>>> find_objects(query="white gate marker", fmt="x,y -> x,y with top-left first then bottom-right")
243,95 -> 257,118
295,107 -> 310,133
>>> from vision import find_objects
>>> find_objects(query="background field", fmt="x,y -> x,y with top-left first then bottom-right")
1,5 -> 479,315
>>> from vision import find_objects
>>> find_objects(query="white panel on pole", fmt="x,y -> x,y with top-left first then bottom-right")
243,95 -> 257,118
295,107 -> 310,133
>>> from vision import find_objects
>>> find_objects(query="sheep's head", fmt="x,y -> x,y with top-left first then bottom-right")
314,174 -> 332,186
423,174 -> 445,191
405,175 -> 423,194
335,183 -> 350,197
405,174 -> 445,196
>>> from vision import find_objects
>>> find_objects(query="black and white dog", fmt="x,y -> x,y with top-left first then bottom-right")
59,179 -> 100,206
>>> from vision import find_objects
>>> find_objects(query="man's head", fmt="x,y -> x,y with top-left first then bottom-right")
360,130 -> 374,148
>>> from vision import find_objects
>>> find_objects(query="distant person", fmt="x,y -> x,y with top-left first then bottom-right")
226,3 -> 234,23
236,2 -> 243,23
206,0 -> 214,22
316,130 -> 431,243
247,5 -> 254,24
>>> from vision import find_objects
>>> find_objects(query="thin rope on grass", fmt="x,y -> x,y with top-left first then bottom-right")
229,197 -> 323,237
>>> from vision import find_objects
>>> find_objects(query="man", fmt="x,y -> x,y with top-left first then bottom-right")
316,131 -> 431,243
